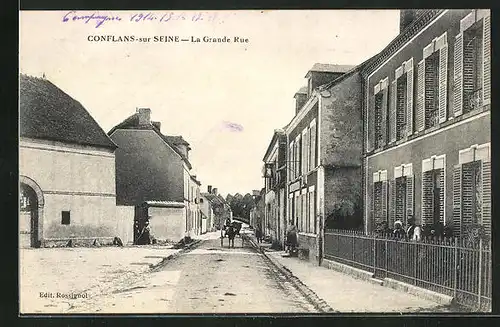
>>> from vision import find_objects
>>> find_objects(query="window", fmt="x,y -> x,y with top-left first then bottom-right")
425,52 -> 440,128
390,59 -> 414,143
454,10 -> 490,116
421,155 -> 445,226
296,134 -> 302,178
289,141 -> 294,180
301,190 -> 307,232
309,119 -> 317,170
372,170 -> 388,228
308,187 -> 316,234
61,211 -> 71,225
302,128 -> 309,175
453,143 -> 491,238
416,32 -> 448,131
373,78 -> 389,150
390,164 -> 414,227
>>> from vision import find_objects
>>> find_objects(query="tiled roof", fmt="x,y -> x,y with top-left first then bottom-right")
108,113 -> 192,169
294,86 -> 308,95
19,74 -> 117,149
305,63 -> 356,77
361,9 -> 444,76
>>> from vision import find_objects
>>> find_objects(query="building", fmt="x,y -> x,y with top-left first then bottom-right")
199,190 -> 215,233
262,128 -> 287,247
201,186 -> 232,229
19,74 -> 119,247
108,108 -> 202,242
284,62 -> 370,264
362,9 -> 491,239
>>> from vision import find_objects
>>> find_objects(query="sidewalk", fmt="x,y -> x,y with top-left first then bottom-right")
252,239 -> 453,312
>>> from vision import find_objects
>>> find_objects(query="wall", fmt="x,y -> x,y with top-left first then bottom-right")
19,138 -> 118,241
320,72 -> 364,167
115,205 -> 134,244
366,112 -> 490,231
109,129 -> 184,205
323,167 -> 363,227
148,206 -> 186,242
366,10 -> 473,154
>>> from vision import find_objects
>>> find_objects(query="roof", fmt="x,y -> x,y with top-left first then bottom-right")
108,113 -> 192,169
305,63 -> 356,77
294,86 -> 308,97
361,10 -> 443,77
263,129 -> 286,161
19,74 -> 117,150
318,55 -> 377,92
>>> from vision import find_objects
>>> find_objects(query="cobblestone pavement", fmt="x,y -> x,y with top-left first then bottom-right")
67,236 -> 319,313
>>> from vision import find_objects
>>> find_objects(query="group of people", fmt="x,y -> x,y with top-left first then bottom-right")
383,217 -> 452,241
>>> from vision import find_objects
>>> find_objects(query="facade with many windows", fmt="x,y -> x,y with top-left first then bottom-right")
262,129 -> 287,246
362,9 -> 491,238
284,63 -> 365,263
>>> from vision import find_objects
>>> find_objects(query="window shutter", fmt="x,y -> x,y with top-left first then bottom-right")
438,44 -> 448,123
483,15 -> 491,105
481,160 -> 491,237
389,179 -> 396,228
381,87 -> 388,146
367,86 -> 375,153
406,61 -> 414,135
406,175 -> 414,225
390,80 -> 397,143
452,165 -> 462,237
416,60 -> 425,132
381,180 -> 388,224
453,33 -> 464,116
310,122 -> 316,170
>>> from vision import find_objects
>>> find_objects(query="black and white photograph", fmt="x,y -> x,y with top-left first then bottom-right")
18,9 -> 491,314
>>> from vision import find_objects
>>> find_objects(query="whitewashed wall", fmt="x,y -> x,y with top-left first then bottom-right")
19,138 -> 118,240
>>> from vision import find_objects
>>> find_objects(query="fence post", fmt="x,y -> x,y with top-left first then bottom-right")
478,238 -> 483,310
352,231 -> 355,262
385,236 -> 388,278
372,233 -> 376,275
453,237 -> 458,299
414,241 -> 417,285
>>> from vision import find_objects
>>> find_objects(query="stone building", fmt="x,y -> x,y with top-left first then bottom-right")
108,108 -> 202,243
262,128 -> 287,247
284,63 -> 371,264
362,9 -> 491,238
19,74 -> 119,247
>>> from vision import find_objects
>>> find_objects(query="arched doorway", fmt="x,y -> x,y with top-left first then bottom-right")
19,176 -> 44,248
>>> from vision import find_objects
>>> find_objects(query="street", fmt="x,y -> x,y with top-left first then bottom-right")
68,234 -> 318,313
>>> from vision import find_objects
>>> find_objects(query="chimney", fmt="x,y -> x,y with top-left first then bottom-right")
294,92 -> 308,115
400,10 -> 418,33
212,188 -> 218,195
137,108 -> 151,125
208,185 -> 212,193
152,121 -> 161,131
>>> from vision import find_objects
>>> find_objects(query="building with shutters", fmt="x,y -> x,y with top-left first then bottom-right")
362,9 -> 491,239
19,74 -> 120,247
262,128 -> 287,247
284,62 -> 368,264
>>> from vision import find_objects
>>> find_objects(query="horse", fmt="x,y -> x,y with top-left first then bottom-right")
225,225 -> 237,248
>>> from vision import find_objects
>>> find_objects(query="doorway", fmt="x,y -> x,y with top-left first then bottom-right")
20,183 -> 40,248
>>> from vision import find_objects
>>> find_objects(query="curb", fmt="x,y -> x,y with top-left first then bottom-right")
149,239 -> 203,272
249,238 -> 336,313
321,259 -> 454,305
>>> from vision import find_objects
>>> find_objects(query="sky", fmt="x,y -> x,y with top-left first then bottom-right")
19,10 -> 400,197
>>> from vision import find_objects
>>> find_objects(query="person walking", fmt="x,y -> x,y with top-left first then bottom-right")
255,224 -> 263,243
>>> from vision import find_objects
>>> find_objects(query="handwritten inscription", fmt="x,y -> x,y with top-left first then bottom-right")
62,11 -> 220,28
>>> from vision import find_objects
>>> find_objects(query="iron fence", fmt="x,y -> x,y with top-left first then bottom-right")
324,229 -> 491,311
